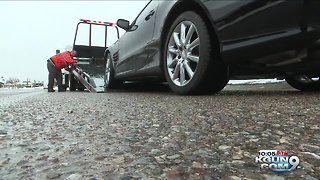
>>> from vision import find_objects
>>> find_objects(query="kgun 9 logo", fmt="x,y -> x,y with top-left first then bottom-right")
255,150 -> 301,172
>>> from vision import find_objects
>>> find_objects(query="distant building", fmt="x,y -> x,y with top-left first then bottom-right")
20,80 -> 32,88
0,77 -> 44,88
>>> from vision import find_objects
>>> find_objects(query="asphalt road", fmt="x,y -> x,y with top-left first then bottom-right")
0,83 -> 319,180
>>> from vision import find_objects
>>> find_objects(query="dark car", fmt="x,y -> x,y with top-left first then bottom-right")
105,0 -> 320,95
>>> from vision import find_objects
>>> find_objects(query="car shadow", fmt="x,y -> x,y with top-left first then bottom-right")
107,82 -> 172,94
219,83 -> 311,97
219,89 -> 310,97
105,82 -> 320,96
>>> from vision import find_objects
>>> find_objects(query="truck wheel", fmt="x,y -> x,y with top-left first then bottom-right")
78,84 -> 85,91
63,74 -> 69,90
78,88 -> 85,91
69,74 -> 77,91
163,11 -> 229,95
104,53 -> 122,92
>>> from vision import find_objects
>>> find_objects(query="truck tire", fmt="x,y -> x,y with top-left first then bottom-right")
63,74 -> 69,90
78,86 -> 85,91
69,74 -> 77,91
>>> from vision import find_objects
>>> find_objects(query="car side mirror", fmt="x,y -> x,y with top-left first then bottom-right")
117,19 -> 130,31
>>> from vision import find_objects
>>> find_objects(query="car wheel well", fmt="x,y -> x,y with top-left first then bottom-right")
160,0 -> 221,72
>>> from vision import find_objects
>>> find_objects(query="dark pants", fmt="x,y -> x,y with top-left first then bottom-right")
47,60 -> 63,91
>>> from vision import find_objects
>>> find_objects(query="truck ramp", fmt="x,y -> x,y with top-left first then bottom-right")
70,58 -> 105,93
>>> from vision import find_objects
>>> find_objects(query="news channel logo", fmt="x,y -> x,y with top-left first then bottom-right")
255,150 -> 301,172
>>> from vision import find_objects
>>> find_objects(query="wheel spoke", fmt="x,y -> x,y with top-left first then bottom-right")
180,23 -> 186,44
188,37 -> 199,50
168,46 -> 179,56
180,63 -> 185,85
188,54 -> 199,63
168,58 -> 179,69
184,61 -> 194,78
185,24 -> 195,44
173,32 -> 181,47
106,74 -> 110,84
172,62 -> 181,80
105,58 -> 111,85
105,59 -> 110,76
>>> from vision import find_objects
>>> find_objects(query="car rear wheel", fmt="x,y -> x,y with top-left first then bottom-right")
163,11 -> 228,95
104,53 -> 122,92
286,75 -> 320,91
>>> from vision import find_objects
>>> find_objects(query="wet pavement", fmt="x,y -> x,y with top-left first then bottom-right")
0,84 -> 319,180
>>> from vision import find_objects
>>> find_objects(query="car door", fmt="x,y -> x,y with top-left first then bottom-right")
303,0 -> 320,44
207,0 -> 304,63
115,0 -> 159,75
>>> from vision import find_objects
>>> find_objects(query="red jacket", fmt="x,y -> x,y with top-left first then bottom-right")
50,51 -> 77,69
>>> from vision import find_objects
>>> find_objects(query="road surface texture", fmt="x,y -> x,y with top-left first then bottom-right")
0,83 -> 319,180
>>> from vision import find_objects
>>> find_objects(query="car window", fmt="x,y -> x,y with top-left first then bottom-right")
130,0 -> 152,28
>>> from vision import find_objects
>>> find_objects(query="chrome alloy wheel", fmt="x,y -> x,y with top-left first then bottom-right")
166,21 -> 200,86
105,55 -> 111,86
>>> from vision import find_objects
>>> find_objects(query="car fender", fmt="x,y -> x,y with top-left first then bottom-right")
105,40 -> 119,63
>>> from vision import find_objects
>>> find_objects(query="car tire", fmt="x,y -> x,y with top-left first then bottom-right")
69,74 -> 77,91
163,11 -> 229,95
286,75 -> 320,91
104,53 -> 122,92
63,74 -> 69,90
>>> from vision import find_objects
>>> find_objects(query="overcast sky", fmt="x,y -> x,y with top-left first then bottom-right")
0,1 -> 148,82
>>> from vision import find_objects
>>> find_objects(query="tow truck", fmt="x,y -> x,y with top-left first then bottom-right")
62,19 -> 120,92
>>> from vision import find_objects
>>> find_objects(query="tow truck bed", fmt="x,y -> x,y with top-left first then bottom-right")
63,19 -> 119,92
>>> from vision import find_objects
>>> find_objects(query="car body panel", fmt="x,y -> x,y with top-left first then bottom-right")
107,0 -> 320,80
206,0 -> 304,62
114,1 -> 159,76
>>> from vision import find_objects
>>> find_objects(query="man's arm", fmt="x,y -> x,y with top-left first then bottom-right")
62,51 -> 78,64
